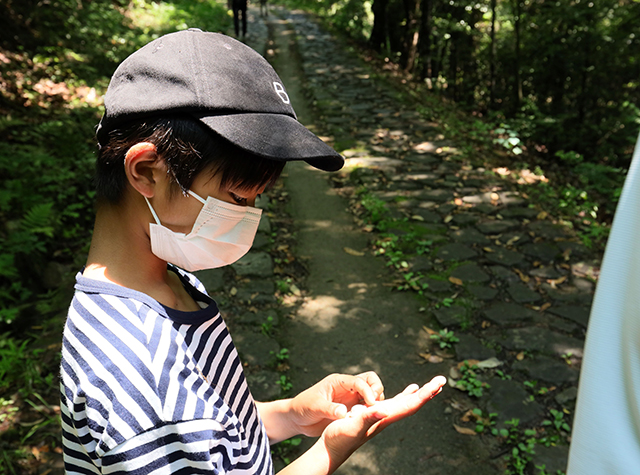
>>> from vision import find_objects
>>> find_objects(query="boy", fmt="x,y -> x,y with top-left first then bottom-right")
60,29 -> 445,474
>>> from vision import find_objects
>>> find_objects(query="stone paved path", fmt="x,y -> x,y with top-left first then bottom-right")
197,7 -> 602,474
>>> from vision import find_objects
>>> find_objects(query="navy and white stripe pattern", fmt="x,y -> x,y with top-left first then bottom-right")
60,268 -> 273,474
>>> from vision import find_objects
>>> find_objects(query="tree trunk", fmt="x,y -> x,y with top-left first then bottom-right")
403,0 -> 422,73
513,0 -> 523,111
369,0 -> 389,52
419,0 -> 432,85
489,0 -> 497,109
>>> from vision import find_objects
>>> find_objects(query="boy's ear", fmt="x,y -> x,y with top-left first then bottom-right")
124,142 -> 165,198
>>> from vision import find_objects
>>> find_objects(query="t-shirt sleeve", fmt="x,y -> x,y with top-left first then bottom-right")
100,420 -> 242,475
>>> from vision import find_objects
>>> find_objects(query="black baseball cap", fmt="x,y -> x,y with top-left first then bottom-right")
96,29 -> 344,172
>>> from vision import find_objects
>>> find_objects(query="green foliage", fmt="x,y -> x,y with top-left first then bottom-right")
0,1 -> 232,470
472,408 -> 498,434
430,329 -> 459,349
277,374 -> 293,392
271,436 -> 303,465
357,189 -> 389,228
502,419 -> 538,475
456,360 -> 489,398
280,0 -> 374,40
493,125 -> 523,156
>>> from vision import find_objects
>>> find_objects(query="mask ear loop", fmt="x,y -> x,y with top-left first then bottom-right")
144,197 -> 162,225
187,190 -> 207,205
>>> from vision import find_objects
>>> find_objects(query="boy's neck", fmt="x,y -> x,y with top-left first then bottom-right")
84,202 -> 200,312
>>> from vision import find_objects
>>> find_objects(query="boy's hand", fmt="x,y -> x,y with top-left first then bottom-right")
319,375 -> 446,471
288,372 -> 385,437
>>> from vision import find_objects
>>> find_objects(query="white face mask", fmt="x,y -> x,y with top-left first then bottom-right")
144,190 -> 262,271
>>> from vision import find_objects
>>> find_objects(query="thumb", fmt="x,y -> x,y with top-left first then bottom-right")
325,402 -> 348,419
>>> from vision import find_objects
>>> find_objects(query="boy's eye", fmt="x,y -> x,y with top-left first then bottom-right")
230,192 -> 248,205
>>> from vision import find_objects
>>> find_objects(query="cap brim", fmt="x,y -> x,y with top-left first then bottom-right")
195,113 -> 344,172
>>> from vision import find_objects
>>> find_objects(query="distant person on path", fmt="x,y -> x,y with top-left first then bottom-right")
233,0 -> 247,38
566,132 -> 640,474
59,29 -> 446,475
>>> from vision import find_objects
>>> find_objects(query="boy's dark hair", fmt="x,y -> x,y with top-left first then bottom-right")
95,115 -> 286,204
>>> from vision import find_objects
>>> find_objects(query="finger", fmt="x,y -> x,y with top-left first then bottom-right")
352,376 -> 380,406
356,371 -> 385,401
347,404 -> 367,418
401,383 -> 420,395
418,375 -> 447,400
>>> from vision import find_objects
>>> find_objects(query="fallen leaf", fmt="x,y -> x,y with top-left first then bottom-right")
457,359 -> 480,369
483,247 -> 495,253
444,215 -> 453,223
450,400 -> 467,411
344,247 -> 365,256
422,326 -> 438,336
449,367 -> 461,379
548,275 -> 568,286
476,357 -> 503,369
276,244 -> 289,252
418,352 -> 432,360
514,268 -> 530,283
435,349 -> 455,359
516,351 -> 526,361
453,424 -> 477,436
411,215 -> 425,221
429,355 -> 444,364
490,192 -> 500,201
289,284 -> 301,296
539,302 -> 552,312
363,224 -> 375,232
482,320 -> 491,329
449,276 -> 463,286
229,287 -> 238,296
537,211 -> 548,220
506,235 -> 521,246
461,409 -> 475,422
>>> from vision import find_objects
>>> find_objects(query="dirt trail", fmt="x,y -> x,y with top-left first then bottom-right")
265,13 -> 500,475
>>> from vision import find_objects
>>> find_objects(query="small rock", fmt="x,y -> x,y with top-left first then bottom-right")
451,264 -> 490,283
485,378 -> 544,428
476,219 -> 519,234
194,268 -> 226,293
512,355 -> 579,384
432,305 -> 468,328
483,303 -> 538,325
455,334 -> 496,361
246,370 -> 282,401
485,248 -> 525,266
234,332 -> 280,367
232,252 -> 273,277
555,386 -> 578,406
521,242 -> 560,262
507,283 -> 542,303
467,285 -> 499,301
532,444 -> 569,475
548,305 -> 591,327
436,243 -> 477,261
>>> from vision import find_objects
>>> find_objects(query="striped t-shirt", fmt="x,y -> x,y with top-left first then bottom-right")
60,267 -> 273,474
